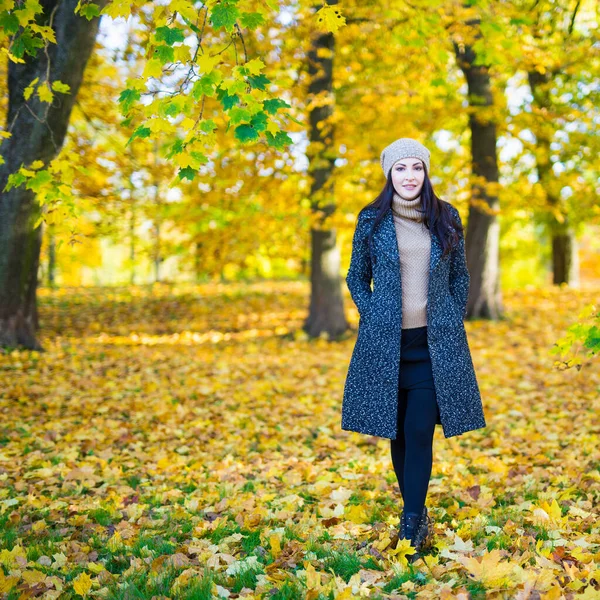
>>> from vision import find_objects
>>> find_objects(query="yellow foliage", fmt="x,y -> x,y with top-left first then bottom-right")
72,571 -> 93,597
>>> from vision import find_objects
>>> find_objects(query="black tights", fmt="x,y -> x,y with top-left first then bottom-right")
390,386 -> 438,514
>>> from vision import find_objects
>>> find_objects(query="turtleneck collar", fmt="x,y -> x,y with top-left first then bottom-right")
391,191 -> 426,222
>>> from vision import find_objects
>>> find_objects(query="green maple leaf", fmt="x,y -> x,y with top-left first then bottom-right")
0,11 -> 20,35
210,4 -> 240,32
178,166 -> 196,181
263,98 -> 290,114
127,126 -> 151,146
154,45 -> 175,63
79,3 -> 100,20
239,12 -> 264,29
265,130 -> 293,150
247,74 -> 269,91
155,26 -> 185,45
234,124 -> 259,143
118,89 -> 140,113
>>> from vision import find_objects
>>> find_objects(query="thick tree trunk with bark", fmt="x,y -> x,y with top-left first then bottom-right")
303,0 -> 348,339
454,29 -> 503,320
0,0 -> 104,350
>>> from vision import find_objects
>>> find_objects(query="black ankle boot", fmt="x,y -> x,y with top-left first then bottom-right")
399,510 -> 422,563
416,506 -> 434,550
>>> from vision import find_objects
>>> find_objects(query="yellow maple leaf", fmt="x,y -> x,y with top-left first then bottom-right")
37,83 -> 53,103
0,571 -> 20,593
0,545 -> 27,569
539,498 -> 563,522
303,561 -> 321,590
314,4 -> 346,33
0,47 -> 25,64
388,538 -> 417,563
29,23 -> 56,43
345,504 -> 368,523
15,0 -> 42,26
372,533 -> 392,551
147,117 -> 175,134
174,45 -> 191,63
244,58 -> 264,76
170,0 -> 197,22
100,0 -> 130,19
197,54 -> 220,75
143,59 -> 163,79
107,530 -> 123,552
173,152 -> 200,169
457,549 -> 516,588
269,534 -> 281,558
86,562 -> 105,574
23,76 -> 39,101
72,571 -> 92,597
21,570 -> 47,584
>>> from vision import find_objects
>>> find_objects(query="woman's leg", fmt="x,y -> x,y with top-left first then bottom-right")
390,389 -> 408,499
402,386 -> 438,514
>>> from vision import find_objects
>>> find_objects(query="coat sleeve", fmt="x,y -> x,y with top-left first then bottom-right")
345,211 -> 373,316
448,207 -> 470,320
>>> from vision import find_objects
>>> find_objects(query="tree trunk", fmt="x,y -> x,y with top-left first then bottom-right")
453,23 -> 503,320
129,175 -> 136,286
48,225 -> 56,289
552,230 -> 579,286
0,0 -> 105,350
527,69 -> 579,287
303,0 -> 348,339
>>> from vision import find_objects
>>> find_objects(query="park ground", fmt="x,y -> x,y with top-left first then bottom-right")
1,282 -> 599,599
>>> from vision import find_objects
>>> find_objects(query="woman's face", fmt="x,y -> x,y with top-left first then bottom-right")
390,158 -> 425,200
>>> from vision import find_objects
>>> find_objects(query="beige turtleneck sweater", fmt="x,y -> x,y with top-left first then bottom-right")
391,191 -> 431,330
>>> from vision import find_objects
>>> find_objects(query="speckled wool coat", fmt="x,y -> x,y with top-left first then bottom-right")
342,202 -> 487,439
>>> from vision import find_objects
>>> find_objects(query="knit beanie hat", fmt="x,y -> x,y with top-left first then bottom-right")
380,138 -> 431,178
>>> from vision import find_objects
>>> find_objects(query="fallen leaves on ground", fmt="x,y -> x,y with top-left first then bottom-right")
0,282 -> 599,599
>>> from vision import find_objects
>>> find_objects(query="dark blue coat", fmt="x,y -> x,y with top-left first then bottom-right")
342,202 -> 487,439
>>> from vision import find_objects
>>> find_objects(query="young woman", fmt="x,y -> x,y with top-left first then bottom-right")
341,138 -> 486,563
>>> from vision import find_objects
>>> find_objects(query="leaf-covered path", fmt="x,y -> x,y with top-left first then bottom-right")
1,283 -> 599,599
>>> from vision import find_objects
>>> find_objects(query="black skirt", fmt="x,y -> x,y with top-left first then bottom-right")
398,325 -> 436,391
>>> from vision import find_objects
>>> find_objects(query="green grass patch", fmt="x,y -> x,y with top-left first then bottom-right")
323,549 -> 362,583
382,566 -> 429,594
361,555 -> 384,571
241,480 -> 255,493
305,537 -> 330,560
240,529 -> 262,555
130,533 -> 177,558
178,569 -> 215,600
318,530 -> 332,543
230,564 -> 264,593
89,507 -> 117,526
282,524 -> 304,542
486,534 -> 513,551
268,579 -> 305,599
347,493 -> 364,506
465,579 -> 488,598
208,518 -> 240,544
105,564 -> 180,599
367,502 -> 387,524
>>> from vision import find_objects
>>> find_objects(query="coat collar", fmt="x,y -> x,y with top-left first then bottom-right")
374,209 -> 443,274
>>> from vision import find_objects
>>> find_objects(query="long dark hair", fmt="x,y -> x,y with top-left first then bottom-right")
359,164 -> 463,265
